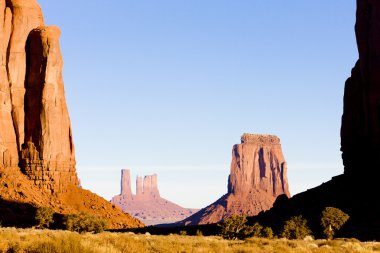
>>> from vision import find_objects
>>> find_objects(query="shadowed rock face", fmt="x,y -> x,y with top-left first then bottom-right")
250,0 -> 380,240
178,133 -> 290,226
111,169 -> 198,226
341,0 -> 380,177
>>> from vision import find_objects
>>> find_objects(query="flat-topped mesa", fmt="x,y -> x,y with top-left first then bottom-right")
228,133 -> 289,197
241,133 -> 281,145
178,133 -> 290,226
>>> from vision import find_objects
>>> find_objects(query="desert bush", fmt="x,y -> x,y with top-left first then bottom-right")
261,227 -> 274,239
196,229 -> 203,236
179,230 -> 187,236
320,207 -> 349,240
63,212 -> 107,233
218,215 -> 253,240
248,222 -> 263,237
281,215 -> 312,239
35,207 -> 54,229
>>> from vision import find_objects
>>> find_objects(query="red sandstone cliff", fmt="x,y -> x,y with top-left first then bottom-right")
112,169 -> 198,225
178,133 -> 290,226
0,0 -> 143,229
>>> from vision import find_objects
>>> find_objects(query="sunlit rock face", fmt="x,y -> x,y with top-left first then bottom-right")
0,0 -> 78,193
0,0 -> 144,229
178,133 -> 290,226
111,169 -> 198,225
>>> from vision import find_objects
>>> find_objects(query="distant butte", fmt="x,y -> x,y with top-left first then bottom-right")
111,169 -> 198,226
177,133 -> 290,226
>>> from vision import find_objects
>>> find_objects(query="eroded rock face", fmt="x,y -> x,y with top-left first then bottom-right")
0,0 -> 143,229
0,0 -> 78,193
178,133 -> 290,226
112,169 -> 198,225
341,0 -> 380,177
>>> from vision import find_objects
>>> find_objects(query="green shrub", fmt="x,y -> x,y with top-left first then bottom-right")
281,215 -> 312,239
249,222 -> 263,237
35,207 -> 54,229
179,230 -> 187,236
63,212 -> 107,233
196,229 -> 203,236
218,215 -> 253,240
261,227 -> 274,239
320,207 -> 350,240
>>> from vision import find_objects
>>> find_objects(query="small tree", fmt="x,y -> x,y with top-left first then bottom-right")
35,207 -> 54,229
320,207 -> 349,240
281,215 -> 312,239
218,215 -> 252,240
64,212 -> 107,233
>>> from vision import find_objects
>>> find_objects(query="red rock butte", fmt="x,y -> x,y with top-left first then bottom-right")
0,0 -> 143,229
112,169 -> 198,225
178,133 -> 290,226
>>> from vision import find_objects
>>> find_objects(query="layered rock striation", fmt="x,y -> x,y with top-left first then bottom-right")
0,0 -> 143,229
112,169 -> 198,226
178,133 -> 290,226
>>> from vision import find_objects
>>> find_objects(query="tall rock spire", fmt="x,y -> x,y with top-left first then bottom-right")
120,169 -> 132,198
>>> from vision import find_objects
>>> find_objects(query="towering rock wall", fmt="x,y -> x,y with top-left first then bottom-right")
112,169 -> 198,225
0,0 -> 144,229
0,0 -> 78,193
341,0 -> 380,177
178,133 -> 290,226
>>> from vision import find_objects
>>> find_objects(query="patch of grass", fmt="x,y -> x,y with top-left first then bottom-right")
0,228 -> 378,253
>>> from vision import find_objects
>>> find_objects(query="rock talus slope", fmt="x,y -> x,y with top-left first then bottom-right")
0,0 -> 143,229
179,133 -> 290,226
112,169 -> 198,226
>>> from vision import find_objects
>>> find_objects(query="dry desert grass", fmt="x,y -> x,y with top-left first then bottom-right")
0,228 -> 379,253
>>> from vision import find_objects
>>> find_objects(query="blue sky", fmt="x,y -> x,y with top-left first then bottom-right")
38,1 -> 357,208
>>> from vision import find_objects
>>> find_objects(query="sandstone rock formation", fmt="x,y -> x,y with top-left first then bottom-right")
112,169 -> 198,225
178,133 -> 290,226
0,0 -> 77,193
0,0 -> 143,229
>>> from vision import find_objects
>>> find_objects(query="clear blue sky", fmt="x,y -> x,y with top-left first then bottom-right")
38,0 -> 357,208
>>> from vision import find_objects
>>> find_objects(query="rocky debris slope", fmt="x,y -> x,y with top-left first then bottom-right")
178,133 -> 290,226
0,0 -> 143,229
112,169 -> 198,226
